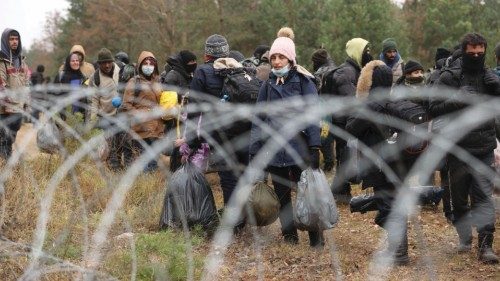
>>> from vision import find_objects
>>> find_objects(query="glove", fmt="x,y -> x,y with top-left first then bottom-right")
484,70 -> 500,87
309,148 -> 320,170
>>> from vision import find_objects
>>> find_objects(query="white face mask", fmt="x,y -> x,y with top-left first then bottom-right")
141,65 -> 155,76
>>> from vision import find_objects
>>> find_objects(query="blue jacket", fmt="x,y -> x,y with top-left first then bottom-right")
190,61 -> 223,98
249,68 -> 321,167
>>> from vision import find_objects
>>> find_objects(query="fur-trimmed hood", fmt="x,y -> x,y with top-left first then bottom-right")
356,60 -> 392,100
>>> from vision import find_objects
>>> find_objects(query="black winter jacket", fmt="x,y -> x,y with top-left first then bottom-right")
429,59 -> 500,155
330,58 -> 361,125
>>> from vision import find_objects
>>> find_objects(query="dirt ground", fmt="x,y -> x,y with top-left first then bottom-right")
10,123 -> 500,280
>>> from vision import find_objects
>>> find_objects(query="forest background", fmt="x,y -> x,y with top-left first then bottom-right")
26,0 -> 500,78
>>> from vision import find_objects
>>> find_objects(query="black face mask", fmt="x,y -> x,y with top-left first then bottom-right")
405,76 -> 424,84
185,63 -> 197,74
462,53 -> 485,73
361,52 -> 373,67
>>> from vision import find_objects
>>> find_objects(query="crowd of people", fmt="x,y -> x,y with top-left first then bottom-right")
1,25 -> 499,266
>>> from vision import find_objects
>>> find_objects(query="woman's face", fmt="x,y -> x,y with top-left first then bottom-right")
270,54 -> 289,69
70,54 -> 80,70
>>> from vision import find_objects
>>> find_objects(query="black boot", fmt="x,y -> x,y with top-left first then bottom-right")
389,231 -> 409,266
308,231 -> 325,249
455,225 -> 472,253
282,227 -> 298,244
478,233 -> 499,264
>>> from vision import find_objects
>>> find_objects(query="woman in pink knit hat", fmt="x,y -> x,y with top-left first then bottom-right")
249,29 -> 325,248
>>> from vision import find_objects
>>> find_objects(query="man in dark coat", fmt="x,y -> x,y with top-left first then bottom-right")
190,35 -> 248,233
311,48 -> 336,171
329,38 -> 373,203
430,33 -> 499,264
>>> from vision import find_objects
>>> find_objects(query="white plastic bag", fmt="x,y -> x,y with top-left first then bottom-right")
294,168 -> 338,231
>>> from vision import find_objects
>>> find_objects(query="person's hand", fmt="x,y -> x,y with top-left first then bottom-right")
484,70 -> 500,87
174,138 -> 186,147
309,148 -> 320,170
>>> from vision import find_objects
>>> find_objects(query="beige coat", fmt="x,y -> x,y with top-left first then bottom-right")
0,55 -> 30,114
89,63 -> 120,122
122,51 -> 164,139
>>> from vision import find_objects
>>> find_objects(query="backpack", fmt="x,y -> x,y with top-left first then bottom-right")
219,68 -> 260,104
314,65 -> 337,94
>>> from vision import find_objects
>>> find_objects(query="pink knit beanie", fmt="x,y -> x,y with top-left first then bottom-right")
269,37 -> 296,64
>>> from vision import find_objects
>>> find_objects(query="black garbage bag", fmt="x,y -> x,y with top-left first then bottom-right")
159,163 -> 219,232
349,194 -> 378,213
417,186 -> 444,206
246,181 -> 280,226
294,169 -> 338,231
36,119 -> 63,154
350,186 -> 444,214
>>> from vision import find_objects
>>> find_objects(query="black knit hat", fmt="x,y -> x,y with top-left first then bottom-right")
205,34 -> 229,58
228,50 -> 245,62
495,43 -> 500,58
97,48 -> 114,63
253,45 -> 270,59
435,47 -> 451,63
403,60 -> 424,75
311,49 -> 329,66
179,50 -> 197,65
372,65 -> 393,89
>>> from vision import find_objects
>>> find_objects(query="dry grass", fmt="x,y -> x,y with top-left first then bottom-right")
0,124 -> 499,280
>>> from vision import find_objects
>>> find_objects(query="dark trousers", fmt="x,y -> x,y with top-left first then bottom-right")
218,150 -> 249,204
0,113 -> 23,159
448,153 -> 496,235
131,138 -> 158,171
267,165 -> 323,243
331,135 -> 351,195
440,160 -> 452,216
320,132 -> 334,164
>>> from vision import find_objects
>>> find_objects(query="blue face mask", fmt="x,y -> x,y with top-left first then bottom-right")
271,64 -> 290,77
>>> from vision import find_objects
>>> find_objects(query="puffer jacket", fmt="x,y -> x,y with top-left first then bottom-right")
346,61 -> 393,187
122,51 -> 165,139
161,54 -> 192,89
249,67 -> 321,167
0,28 -> 30,114
430,58 -> 500,155
330,58 -> 361,125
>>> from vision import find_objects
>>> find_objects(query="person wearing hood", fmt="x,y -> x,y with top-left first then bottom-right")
159,50 -> 197,172
160,50 -> 197,89
53,51 -> 88,122
122,51 -> 165,172
0,28 -> 30,159
430,33 -> 499,264
379,38 -> 404,84
58,45 -> 95,79
329,37 -> 373,203
249,32 -> 324,248
346,60 -> 410,265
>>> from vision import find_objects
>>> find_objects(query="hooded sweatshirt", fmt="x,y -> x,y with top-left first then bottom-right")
122,51 -> 164,139
58,45 -> 95,78
346,38 -> 369,68
0,28 -> 30,114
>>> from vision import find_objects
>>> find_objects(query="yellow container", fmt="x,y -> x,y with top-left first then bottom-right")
160,91 -> 178,120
